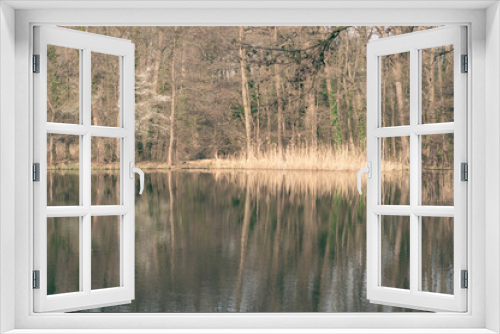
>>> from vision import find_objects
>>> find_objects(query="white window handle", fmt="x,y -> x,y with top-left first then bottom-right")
357,162 -> 372,195
129,162 -> 145,195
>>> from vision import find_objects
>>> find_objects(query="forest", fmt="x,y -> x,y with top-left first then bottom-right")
46,26 -> 454,171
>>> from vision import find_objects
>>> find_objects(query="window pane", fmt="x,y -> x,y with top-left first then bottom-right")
381,215 -> 410,290
47,45 -> 79,124
421,217 -> 454,295
47,134 -> 80,206
381,52 -> 410,127
421,45 -> 454,124
422,134 -> 454,206
91,215 -> 120,290
47,217 -> 80,295
381,137 -> 410,205
91,137 -> 120,206
92,52 -> 121,127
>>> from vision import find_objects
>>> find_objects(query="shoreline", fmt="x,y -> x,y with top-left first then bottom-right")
46,165 -> 452,172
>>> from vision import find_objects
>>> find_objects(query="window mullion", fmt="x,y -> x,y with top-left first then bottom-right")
77,47 -> 85,293
409,47 -> 420,294
82,48 -> 92,294
372,125 -> 411,137
82,214 -> 91,293
373,123 -> 454,138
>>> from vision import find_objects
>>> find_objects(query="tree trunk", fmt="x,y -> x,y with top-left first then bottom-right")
152,27 -> 164,95
393,56 -> 409,163
239,26 -> 253,160
266,83 -> 271,152
325,55 -> 342,149
178,33 -> 186,163
335,58 -> 349,153
256,67 -> 261,157
306,76 -> 318,152
274,27 -> 284,159
167,28 -> 178,167
426,47 -> 436,123
47,99 -> 56,167
344,38 -> 355,152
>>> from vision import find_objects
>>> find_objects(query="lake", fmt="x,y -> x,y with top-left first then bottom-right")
46,169 -> 454,312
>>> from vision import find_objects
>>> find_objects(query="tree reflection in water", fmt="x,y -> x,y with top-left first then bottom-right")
46,170 -> 453,312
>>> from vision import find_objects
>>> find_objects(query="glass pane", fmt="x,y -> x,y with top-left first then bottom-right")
47,217 -> 80,295
47,45 -> 80,124
91,52 -> 121,127
421,45 -> 454,124
47,134 -> 80,206
91,137 -> 120,206
381,52 -> 410,127
381,215 -> 410,290
91,215 -> 120,290
381,137 -> 410,205
422,134 -> 454,206
421,217 -> 454,295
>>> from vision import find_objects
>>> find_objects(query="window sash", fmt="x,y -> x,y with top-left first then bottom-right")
32,26 -> 136,313
366,26 -> 468,312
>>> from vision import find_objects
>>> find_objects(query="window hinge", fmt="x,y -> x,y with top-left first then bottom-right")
461,162 -> 468,182
461,54 -> 468,73
33,270 -> 40,289
33,54 -> 40,73
33,163 -> 40,182
461,270 -> 468,289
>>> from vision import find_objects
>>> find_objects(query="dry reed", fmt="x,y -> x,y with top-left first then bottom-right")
184,145 -> 409,171
47,146 -> 412,171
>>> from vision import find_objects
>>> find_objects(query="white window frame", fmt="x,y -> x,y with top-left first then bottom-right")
1,1 -> 499,333
33,26 -> 136,313
366,26 -> 467,312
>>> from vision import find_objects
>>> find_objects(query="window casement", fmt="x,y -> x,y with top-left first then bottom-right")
33,26 -> 140,312
362,26 -> 468,312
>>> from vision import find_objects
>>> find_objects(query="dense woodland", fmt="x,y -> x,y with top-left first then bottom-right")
46,26 -> 454,170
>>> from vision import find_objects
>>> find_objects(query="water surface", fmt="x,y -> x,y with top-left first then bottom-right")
46,170 -> 454,312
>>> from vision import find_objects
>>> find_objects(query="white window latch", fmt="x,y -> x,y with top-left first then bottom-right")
357,162 -> 372,195
129,162 -> 144,195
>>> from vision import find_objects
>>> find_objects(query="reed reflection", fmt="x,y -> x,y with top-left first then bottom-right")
46,170 -> 453,312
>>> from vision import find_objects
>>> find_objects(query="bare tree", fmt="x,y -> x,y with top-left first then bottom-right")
274,27 -> 284,158
239,26 -> 253,160
167,27 -> 179,167
152,27 -> 165,95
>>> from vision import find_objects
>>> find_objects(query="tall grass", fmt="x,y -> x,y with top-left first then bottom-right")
48,145 -> 412,171
183,145 -> 409,171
